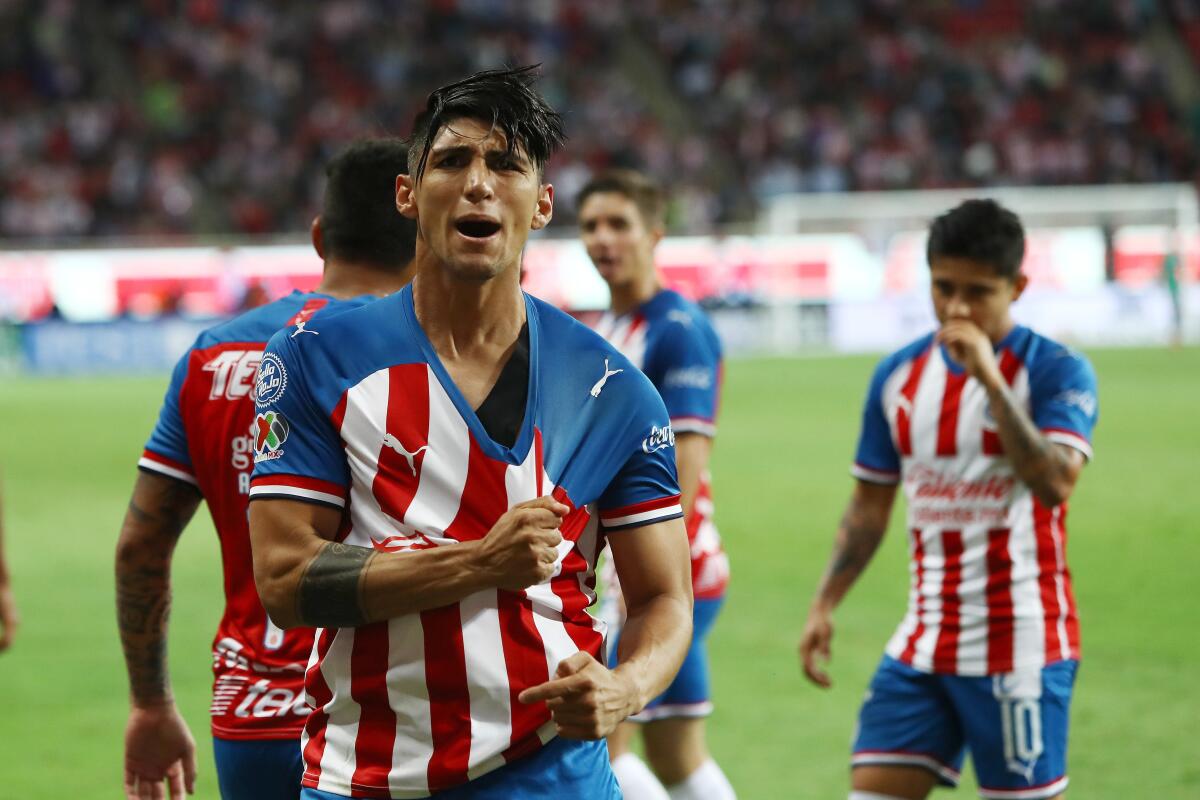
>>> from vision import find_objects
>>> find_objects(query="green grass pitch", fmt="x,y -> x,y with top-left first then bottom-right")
0,347 -> 1197,797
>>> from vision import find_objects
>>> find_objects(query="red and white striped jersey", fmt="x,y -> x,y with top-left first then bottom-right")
140,292 -> 370,739
591,289 -> 728,600
853,326 -> 1098,676
249,288 -> 683,797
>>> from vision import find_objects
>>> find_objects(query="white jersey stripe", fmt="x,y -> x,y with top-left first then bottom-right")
460,589 -> 512,779
954,533 -> 990,672
341,369 -> 396,547
1010,494 -> 1046,669
1050,506 -> 1070,662
402,369 -> 471,541
315,629 -> 360,793
912,529 -> 945,671
385,615 -> 434,796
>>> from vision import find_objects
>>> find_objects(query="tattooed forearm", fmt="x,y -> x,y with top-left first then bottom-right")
297,541 -> 378,628
984,382 -> 1074,506
812,483 -> 894,611
115,473 -> 201,705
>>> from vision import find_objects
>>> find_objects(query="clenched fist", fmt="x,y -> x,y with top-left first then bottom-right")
473,496 -> 568,590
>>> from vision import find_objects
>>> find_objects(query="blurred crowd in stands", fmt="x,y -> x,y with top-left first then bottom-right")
3,0 -> 1199,240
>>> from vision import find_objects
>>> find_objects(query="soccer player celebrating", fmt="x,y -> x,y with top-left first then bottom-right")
799,199 -> 1098,800
116,139 -> 417,800
578,169 -> 734,800
247,67 -> 693,800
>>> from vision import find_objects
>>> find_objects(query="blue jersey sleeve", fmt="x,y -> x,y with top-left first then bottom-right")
597,382 -> 683,532
138,345 -> 198,486
643,318 -> 721,437
851,355 -> 901,484
1029,346 -> 1098,460
248,330 -> 350,509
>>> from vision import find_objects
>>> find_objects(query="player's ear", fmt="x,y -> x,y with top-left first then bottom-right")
650,222 -> 666,249
396,174 -> 418,220
1011,273 -> 1028,301
531,183 -> 554,231
311,216 -> 324,260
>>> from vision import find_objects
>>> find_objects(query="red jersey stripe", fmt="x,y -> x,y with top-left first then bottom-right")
982,349 -> 1022,455
985,528 -> 1015,673
1033,499 -> 1063,661
932,530 -> 964,672
286,297 -> 330,327
422,605 -> 471,791
497,591 -> 552,760
936,371 -> 967,456
349,622 -> 398,790
898,529 -> 926,663
443,434 -> 511,542
897,350 -> 931,456
374,364 -> 430,524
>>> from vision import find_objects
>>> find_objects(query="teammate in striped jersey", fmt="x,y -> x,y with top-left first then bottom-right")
799,200 -> 1098,800
247,68 -> 694,800
117,139 -> 416,800
578,169 -> 735,800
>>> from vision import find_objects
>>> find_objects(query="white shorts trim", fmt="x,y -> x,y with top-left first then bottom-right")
979,776 -> 1068,800
851,752 -> 961,786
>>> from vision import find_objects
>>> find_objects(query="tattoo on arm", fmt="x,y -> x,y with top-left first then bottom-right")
115,477 -> 201,705
829,506 -> 886,582
297,542 -> 378,628
986,383 -> 1070,500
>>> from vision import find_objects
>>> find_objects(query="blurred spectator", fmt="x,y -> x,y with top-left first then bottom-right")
1,0 -> 1196,238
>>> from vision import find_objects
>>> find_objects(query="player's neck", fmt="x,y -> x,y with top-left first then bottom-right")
411,267 -> 526,359
317,260 -> 415,300
609,272 -> 661,317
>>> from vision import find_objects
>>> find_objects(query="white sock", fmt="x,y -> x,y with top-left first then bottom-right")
665,758 -> 736,800
611,752 -> 670,800
848,792 -> 908,800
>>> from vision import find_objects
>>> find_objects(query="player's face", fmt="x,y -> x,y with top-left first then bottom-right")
579,192 -> 661,288
399,117 -> 553,282
930,256 -> 1027,341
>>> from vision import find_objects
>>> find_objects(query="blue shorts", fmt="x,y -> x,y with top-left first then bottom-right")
608,596 -> 723,721
300,736 -> 618,799
212,736 -> 303,800
852,656 -> 1078,800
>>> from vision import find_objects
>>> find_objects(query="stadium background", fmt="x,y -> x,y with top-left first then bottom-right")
1,1 -> 1198,797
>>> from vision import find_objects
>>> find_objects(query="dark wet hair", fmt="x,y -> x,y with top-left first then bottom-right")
927,199 -> 1026,279
321,138 -> 416,269
576,169 -> 666,228
407,65 -> 566,181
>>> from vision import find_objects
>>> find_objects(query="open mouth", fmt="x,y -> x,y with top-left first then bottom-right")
455,219 -> 501,239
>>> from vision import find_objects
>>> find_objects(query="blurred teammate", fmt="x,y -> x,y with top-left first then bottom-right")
578,169 -> 734,800
247,66 -> 693,800
116,139 -> 417,800
0,476 -> 18,651
799,200 -> 1098,800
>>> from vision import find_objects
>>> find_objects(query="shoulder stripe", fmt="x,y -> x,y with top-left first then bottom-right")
247,486 -> 346,509
670,417 -> 716,437
601,495 -> 683,530
1043,428 -> 1093,461
138,451 -> 198,486
851,463 -> 900,485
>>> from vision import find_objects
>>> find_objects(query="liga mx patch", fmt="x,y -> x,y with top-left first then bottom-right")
252,411 -> 290,462
255,352 -> 288,406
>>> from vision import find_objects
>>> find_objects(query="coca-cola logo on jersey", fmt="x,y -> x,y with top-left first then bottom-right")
905,465 -> 1016,503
